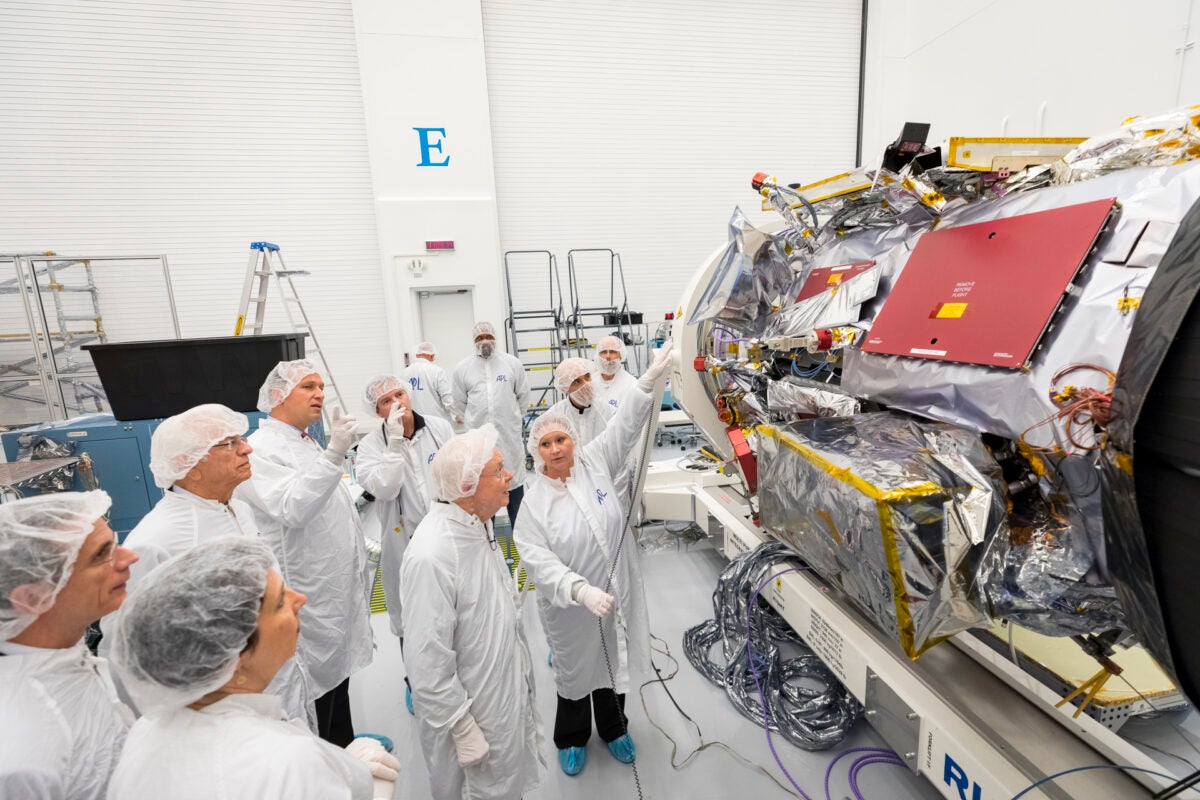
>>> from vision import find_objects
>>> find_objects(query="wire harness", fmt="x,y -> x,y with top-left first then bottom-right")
684,541 -> 862,751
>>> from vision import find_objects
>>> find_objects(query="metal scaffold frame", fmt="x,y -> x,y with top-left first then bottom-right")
0,253 -> 179,422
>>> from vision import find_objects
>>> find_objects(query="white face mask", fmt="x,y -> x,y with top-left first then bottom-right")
598,357 -> 622,376
476,341 -> 495,358
570,380 -> 595,407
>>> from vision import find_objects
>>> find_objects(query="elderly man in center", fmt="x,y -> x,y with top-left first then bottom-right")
399,424 -> 544,800
120,404 -> 259,584
451,321 -> 531,524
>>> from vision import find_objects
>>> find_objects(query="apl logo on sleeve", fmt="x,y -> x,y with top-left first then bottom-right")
595,489 -> 607,506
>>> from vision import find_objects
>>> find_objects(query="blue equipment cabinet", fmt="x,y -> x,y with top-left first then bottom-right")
2,412 -> 270,540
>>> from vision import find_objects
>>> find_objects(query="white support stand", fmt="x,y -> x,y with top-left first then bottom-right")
642,471 -> 1194,800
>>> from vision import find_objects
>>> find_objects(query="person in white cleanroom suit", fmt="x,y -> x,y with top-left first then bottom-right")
128,404 -> 259,573
400,341 -> 456,424
237,359 -> 373,746
0,491 -> 138,800
399,424 -> 544,800
546,357 -> 614,447
100,403 -> 316,726
591,335 -> 639,413
513,343 -> 673,777
355,373 -> 454,714
105,538 -> 400,800
451,321 -> 531,524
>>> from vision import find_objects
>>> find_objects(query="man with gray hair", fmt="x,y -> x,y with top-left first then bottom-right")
401,341 -> 456,424
0,491 -> 138,799
122,404 -> 258,587
399,424 -> 544,800
451,321 -> 531,524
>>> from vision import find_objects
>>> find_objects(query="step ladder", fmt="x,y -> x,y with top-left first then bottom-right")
234,242 -> 347,416
503,250 -> 567,418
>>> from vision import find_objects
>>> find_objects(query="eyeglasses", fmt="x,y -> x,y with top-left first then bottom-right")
212,435 -> 246,451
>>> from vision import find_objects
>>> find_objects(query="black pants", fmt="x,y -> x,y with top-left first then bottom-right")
315,677 -> 355,746
506,484 -> 525,526
554,689 -> 627,749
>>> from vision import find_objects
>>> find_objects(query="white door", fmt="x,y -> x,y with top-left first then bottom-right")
416,288 -> 475,371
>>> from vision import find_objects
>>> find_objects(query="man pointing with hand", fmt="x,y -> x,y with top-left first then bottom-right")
238,359 -> 374,746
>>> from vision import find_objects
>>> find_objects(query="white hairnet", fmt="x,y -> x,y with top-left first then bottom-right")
149,404 -> 249,489
597,335 -> 625,357
109,537 -> 277,716
416,341 -> 437,357
256,359 -> 322,413
362,374 -> 403,414
472,321 -> 496,340
432,424 -> 500,501
0,491 -> 112,640
553,357 -> 593,394
527,412 -> 577,470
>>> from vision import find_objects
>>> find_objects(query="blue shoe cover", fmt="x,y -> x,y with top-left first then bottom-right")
405,684 -> 415,716
558,746 -> 587,775
607,734 -> 636,763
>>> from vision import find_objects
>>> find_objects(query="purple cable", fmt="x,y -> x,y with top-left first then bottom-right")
822,748 -> 897,800
748,567 -> 814,799
848,754 -> 907,800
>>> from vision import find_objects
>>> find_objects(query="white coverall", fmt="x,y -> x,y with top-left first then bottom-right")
513,386 -> 653,699
400,502 -> 544,800
120,488 -> 257,582
546,395 -> 614,447
0,641 -> 132,800
591,368 -> 638,414
237,417 -> 374,699
400,359 -> 455,424
100,487 -> 313,726
451,352 -> 531,490
105,693 -> 373,800
355,412 -> 455,637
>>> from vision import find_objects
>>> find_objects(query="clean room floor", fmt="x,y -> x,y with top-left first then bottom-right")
350,527 -> 941,800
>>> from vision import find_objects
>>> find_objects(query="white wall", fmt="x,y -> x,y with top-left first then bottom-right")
861,0 -> 1200,162
0,0 -> 390,414
482,0 -> 865,342
350,0 -> 508,374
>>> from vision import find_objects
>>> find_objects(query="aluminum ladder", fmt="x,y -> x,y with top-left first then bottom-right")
234,242 -> 347,415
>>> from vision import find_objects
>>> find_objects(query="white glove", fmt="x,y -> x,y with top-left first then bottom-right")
637,341 -> 675,392
345,737 -> 400,797
385,401 -> 407,441
326,406 -> 360,457
451,713 -> 490,767
573,581 -> 614,617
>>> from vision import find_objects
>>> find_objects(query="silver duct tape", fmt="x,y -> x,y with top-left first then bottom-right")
757,412 -> 1007,659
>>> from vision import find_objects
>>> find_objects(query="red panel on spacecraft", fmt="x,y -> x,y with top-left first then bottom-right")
861,198 -> 1117,369
795,260 -> 876,302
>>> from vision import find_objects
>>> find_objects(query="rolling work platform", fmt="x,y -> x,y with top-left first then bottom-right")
502,250 -> 568,414
564,248 -> 648,374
